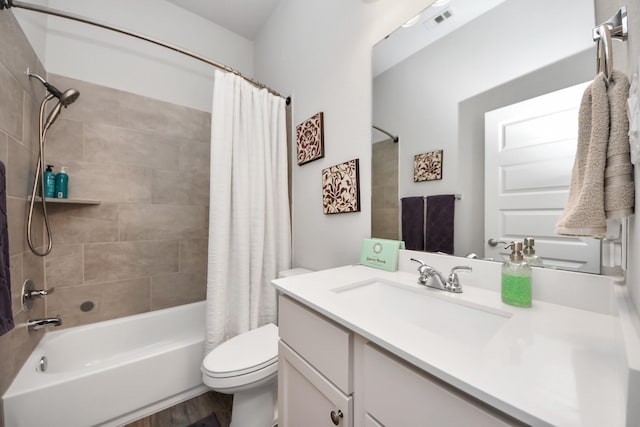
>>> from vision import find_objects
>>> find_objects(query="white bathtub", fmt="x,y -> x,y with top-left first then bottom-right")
3,301 -> 208,427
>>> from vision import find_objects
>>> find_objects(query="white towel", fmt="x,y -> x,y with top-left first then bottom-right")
556,73 -> 609,237
604,70 -> 634,219
556,71 -> 634,238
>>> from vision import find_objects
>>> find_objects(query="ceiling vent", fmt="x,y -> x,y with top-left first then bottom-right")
433,8 -> 453,24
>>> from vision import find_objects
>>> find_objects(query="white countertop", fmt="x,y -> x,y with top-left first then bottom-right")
272,264 -> 631,426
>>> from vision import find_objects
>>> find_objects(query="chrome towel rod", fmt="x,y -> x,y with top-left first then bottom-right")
0,0 -> 286,100
592,6 -> 628,81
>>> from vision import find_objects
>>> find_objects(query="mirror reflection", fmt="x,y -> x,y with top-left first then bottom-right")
371,0 -> 612,273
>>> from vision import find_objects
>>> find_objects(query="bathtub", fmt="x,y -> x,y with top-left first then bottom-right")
3,301 -> 208,427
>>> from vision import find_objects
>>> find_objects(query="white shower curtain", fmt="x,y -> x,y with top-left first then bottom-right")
205,70 -> 291,354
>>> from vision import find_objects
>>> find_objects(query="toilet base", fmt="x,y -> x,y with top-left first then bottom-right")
229,380 -> 277,427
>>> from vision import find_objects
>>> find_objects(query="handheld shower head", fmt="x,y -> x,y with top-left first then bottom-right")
28,71 -> 80,106
59,88 -> 80,106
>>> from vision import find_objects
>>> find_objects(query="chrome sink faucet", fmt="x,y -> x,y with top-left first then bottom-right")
410,258 -> 472,293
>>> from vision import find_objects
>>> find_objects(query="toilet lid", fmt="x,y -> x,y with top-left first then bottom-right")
203,323 -> 278,378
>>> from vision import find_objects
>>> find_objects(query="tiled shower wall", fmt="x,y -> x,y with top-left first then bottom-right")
0,10 -> 212,412
371,139 -> 398,240
43,73 -> 211,326
0,10 -> 48,416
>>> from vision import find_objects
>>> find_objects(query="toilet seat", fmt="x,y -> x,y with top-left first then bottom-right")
203,323 -> 278,381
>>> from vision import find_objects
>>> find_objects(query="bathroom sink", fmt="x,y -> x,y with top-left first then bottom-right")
332,279 -> 510,347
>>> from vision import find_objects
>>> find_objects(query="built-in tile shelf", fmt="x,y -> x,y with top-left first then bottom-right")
29,197 -> 101,205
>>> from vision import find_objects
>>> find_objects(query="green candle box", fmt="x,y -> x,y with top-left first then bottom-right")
359,238 -> 405,272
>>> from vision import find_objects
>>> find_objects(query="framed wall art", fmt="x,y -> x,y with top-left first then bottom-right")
322,159 -> 360,214
414,149 -> 443,182
296,112 -> 324,165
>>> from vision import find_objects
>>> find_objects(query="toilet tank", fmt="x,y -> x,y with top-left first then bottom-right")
278,268 -> 313,278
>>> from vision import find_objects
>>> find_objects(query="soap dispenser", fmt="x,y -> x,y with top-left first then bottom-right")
55,166 -> 69,199
502,241 -> 532,307
44,164 -> 56,198
523,237 -> 543,267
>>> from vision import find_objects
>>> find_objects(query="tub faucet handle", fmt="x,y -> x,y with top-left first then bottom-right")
22,279 -> 54,310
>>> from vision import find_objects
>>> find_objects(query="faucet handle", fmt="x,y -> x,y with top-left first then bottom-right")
447,265 -> 472,293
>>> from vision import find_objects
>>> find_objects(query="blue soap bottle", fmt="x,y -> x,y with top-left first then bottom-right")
55,166 -> 69,199
44,164 -> 56,198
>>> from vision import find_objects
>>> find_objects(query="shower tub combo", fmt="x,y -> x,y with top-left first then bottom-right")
3,301 -> 207,427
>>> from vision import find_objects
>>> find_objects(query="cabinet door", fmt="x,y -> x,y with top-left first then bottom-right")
279,340 -> 352,427
363,343 -> 524,426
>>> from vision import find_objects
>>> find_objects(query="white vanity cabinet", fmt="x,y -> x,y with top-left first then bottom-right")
278,295 -> 353,426
278,295 -> 524,427
361,343 -> 524,427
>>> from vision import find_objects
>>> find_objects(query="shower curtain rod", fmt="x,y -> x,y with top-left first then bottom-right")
0,0 -> 288,101
372,125 -> 399,143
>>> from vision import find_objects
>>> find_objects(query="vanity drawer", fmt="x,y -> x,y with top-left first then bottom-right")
363,343 -> 524,426
278,295 -> 352,393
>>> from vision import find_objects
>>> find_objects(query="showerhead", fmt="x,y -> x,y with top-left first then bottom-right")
28,71 -> 80,106
59,88 -> 80,106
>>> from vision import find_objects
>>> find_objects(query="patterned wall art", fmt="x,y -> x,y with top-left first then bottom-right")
322,159 -> 361,214
296,112 -> 325,165
414,149 -> 443,182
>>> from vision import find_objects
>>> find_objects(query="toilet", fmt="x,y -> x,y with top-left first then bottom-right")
201,268 -> 312,427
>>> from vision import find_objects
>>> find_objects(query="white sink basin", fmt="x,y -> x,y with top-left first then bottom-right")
332,278 -> 511,347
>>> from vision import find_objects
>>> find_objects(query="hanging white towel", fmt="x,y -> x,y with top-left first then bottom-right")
556,71 -> 634,238
556,73 -> 609,237
205,70 -> 291,354
604,70 -> 634,219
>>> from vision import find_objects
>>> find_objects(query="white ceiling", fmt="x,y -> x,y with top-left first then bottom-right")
373,0 -> 507,77
164,0 -> 282,40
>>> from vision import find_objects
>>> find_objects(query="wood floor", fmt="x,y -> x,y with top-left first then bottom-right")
125,391 -> 233,427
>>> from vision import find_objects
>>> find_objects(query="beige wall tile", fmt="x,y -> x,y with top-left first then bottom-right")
119,204 -> 207,241
84,123 -> 180,170
179,238 -> 208,274
48,203 -> 118,244
46,118 -> 84,164
151,271 -> 206,310
84,240 -> 179,283
9,253 -> 23,316
47,74 -> 120,127
120,92 -> 211,141
6,137 -> 33,198
22,90 -> 40,154
58,160 -> 152,203
7,197 -> 26,257
179,138 -> 210,174
0,132 -> 8,165
45,244 -> 83,288
22,250 -> 44,292
151,169 -> 209,206
45,278 -> 151,328
0,63 -> 24,141
0,11 -> 41,94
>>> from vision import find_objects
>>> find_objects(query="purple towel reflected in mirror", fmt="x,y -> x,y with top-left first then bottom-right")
401,197 -> 425,251
0,161 -> 13,336
425,194 -> 455,255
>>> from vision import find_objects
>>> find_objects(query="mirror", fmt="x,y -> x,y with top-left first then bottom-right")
371,0 -> 614,273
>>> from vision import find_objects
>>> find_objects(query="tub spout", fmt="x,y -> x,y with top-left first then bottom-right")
27,316 -> 62,332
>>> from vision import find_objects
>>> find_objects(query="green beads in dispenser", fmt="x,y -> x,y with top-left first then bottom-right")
502,241 -> 532,307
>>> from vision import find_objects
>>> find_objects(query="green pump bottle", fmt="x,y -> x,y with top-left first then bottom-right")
502,241 -> 532,307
